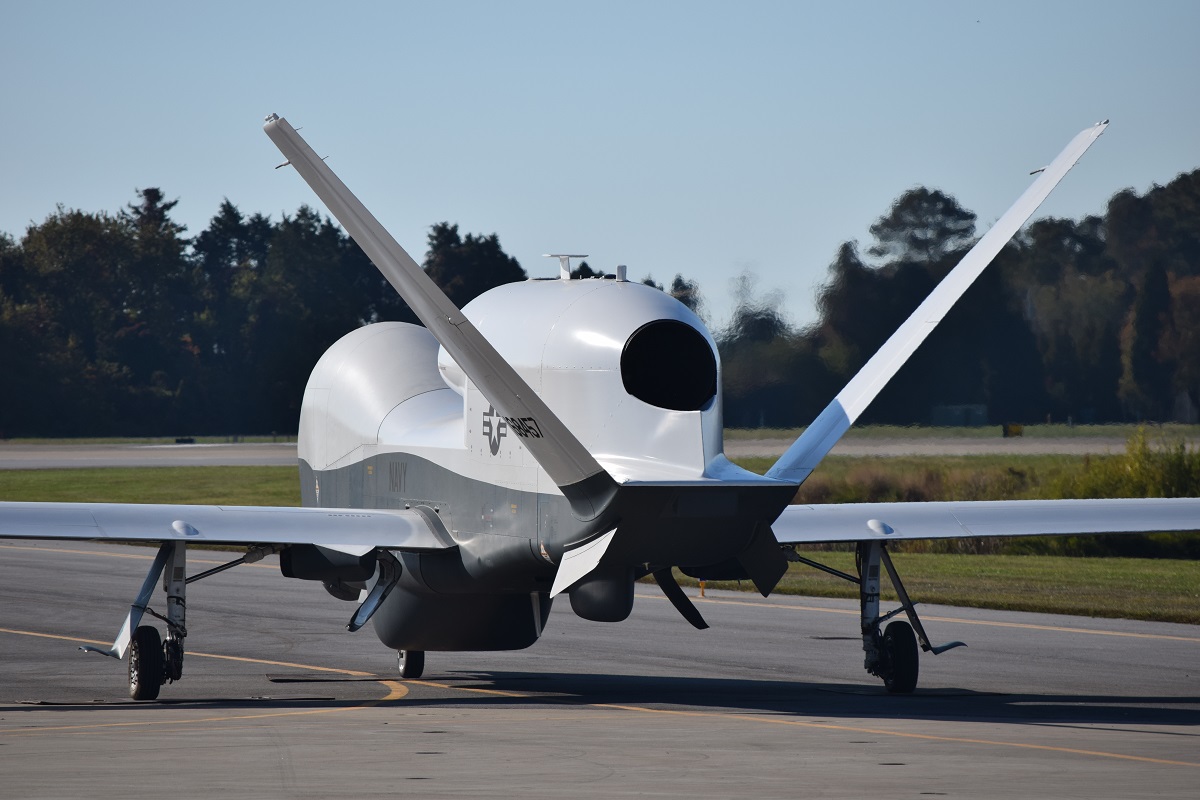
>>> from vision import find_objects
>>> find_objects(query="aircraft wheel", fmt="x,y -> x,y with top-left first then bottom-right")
164,637 -> 184,682
882,620 -> 919,694
397,650 -> 425,680
129,626 -> 164,701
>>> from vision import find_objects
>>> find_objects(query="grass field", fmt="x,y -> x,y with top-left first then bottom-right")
675,554 -> 1200,625
7,423 -> 1200,446
723,423 -> 1200,440
1,462 -> 1196,624
734,453 -> 1084,503
0,466 -> 301,506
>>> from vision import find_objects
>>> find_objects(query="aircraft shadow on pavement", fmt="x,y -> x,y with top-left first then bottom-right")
5,693 -> 370,714
4,671 -> 1196,729
400,671 -> 1200,728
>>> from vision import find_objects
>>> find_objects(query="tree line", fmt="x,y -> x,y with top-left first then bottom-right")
1,168 -> 1197,437
719,170 -> 1200,428
0,191 -> 696,436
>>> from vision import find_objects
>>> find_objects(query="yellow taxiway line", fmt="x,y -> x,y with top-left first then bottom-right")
0,625 -> 407,737
673,595 -> 1200,643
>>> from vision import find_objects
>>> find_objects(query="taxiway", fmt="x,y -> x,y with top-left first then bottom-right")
0,540 -> 1196,798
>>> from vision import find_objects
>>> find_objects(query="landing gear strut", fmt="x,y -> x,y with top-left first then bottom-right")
857,541 -> 964,693
121,541 -> 187,700
81,538 -> 276,700
77,541 -> 188,700
787,541 -> 964,693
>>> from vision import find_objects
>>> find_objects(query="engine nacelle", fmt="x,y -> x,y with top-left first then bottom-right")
568,568 -> 636,622
373,585 -> 553,651
279,544 -> 375,582
298,322 -> 455,473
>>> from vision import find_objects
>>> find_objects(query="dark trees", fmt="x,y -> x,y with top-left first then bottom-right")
719,271 -> 833,428
868,187 -> 977,265
668,274 -> 704,316
805,191 -> 1040,426
422,222 -> 525,309
4,166 -> 1200,436
0,203 -> 534,436
715,172 -> 1200,429
1119,260 -> 1174,420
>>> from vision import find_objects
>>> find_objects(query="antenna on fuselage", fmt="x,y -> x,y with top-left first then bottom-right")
544,253 -> 589,280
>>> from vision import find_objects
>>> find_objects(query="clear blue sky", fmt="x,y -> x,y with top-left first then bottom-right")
3,1 -> 1197,328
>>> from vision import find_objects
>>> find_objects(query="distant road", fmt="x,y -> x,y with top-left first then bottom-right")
0,442 -> 298,469
725,436 -> 1135,458
0,436 -> 1146,469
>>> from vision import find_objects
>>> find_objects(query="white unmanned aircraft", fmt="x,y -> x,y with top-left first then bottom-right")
3,116 -> 1197,700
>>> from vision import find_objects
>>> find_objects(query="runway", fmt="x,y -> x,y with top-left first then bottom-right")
0,436 -> 1145,470
0,442 -> 298,469
1,540 -> 1196,798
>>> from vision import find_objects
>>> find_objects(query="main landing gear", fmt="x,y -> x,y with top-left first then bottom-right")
788,541 -> 965,693
81,539 -> 276,700
128,625 -> 165,701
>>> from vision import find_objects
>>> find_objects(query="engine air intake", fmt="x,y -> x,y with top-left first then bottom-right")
621,320 -> 716,411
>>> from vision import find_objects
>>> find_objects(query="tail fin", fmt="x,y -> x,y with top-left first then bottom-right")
263,114 -> 615,517
766,121 -> 1109,485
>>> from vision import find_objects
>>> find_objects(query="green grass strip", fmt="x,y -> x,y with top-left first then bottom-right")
0,466 -> 300,506
1,466 -> 1196,624
675,553 -> 1200,625
723,423 -> 1200,440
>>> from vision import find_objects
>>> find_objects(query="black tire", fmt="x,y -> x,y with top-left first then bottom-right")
164,637 -> 184,682
129,626 -> 164,701
397,650 -> 425,680
882,620 -> 919,694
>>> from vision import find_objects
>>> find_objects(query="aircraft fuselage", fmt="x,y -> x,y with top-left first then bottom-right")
293,278 -> 794,651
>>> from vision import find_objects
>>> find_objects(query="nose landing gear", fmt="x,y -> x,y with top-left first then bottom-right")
397,649 -> 425,679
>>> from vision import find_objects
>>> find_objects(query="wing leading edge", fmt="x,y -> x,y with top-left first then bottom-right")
773,497 -> 1200,544
0,502 -> 454,556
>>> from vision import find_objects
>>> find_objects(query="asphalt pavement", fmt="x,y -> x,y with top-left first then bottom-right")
1,540 -> 1196,799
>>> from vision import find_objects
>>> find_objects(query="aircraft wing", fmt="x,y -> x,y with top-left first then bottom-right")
0,502 -> 454,556
773,497 -> 1200,543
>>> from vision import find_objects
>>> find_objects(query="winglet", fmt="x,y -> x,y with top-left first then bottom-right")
766,121 -> 1109,485
263,114 -> 615,517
